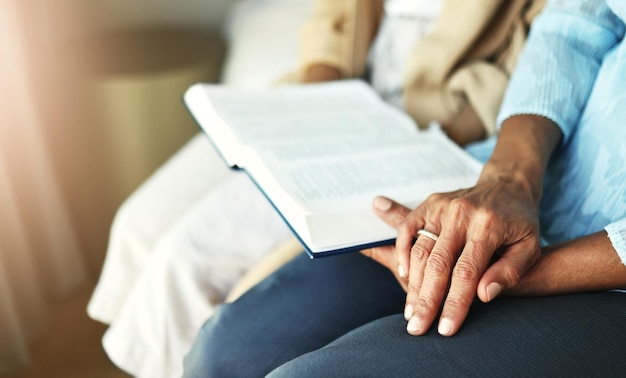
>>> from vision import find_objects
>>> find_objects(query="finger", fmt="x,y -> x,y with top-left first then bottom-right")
404,233 -> 436,320
437,234 -> 497,336
477,238 -> 541,302
406,229 -> 463,336
395,192 -> 450,279
372,196 -> 411,228
373,196 -> 412,278
395,208 -> 425,257
395,213 -> 430,282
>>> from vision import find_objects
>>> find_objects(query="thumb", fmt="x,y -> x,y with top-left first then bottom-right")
477,241 -> 540,302
372,196 -> 411,228
372,196 -> 412,280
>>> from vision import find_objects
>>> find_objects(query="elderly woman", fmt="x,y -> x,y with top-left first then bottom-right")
183,0 -> 626,376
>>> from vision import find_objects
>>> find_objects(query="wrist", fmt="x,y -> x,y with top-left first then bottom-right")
479,159 -> 541,208
480,115 -> 562,207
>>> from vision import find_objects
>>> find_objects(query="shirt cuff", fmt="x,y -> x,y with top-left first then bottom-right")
605,218 -> 626,266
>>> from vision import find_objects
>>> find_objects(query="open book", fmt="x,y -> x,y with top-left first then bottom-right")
184,80 -> 482,257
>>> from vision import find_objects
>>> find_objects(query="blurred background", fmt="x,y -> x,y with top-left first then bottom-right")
0,0 -> 235,376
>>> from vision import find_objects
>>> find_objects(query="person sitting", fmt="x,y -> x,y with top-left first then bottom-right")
182,0 -> 626,376
87,0 -> 542,376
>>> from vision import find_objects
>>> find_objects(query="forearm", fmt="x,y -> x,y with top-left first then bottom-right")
508,231 -> 626,296
480,115 -> 562,207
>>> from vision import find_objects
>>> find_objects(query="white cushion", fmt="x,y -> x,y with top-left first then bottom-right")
220,0 -> 313,88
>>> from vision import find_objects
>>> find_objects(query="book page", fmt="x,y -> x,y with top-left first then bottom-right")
287,143 -> 477,203
258,128 -> 481,212
245,127 -> 482,251
203,81 -> 418,154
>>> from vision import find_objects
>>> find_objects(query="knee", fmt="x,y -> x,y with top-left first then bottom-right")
182,304 -> 255,378
183,279 -> 302,378
182,310 -> 226,377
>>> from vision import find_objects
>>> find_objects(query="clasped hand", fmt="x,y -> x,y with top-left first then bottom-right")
362,176 -> 541,336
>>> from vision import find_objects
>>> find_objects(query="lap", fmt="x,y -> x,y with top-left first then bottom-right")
183,252 -> 406,378
98,151 -> 294,377
89,134 -> 228,318
152,171 -> 291,264
270,292 -> 626,377
183,249 -> 626,377
114,133 -> 231,248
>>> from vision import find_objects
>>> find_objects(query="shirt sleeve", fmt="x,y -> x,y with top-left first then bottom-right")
496,0 -> 625,142
605,218 -> 626,266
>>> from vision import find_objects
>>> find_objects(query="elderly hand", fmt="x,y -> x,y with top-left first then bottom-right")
365,115 -> 563,337
389,171 -> 542,336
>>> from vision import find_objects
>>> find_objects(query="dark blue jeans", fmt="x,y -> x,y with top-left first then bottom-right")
184,252 -> 626,377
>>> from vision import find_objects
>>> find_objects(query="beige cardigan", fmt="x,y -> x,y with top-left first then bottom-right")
296,0 -> 545,138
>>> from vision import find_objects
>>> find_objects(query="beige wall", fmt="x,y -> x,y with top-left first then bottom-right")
31,0 -> 233,37
24,0 -> 228,271
91,0 -> 233,32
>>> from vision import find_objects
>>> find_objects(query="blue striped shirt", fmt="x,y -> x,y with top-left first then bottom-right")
469,0 -> 626,264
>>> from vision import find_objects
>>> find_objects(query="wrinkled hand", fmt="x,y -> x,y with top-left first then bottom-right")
370,176 -> 542,337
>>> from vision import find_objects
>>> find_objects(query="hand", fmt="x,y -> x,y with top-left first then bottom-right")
302,64 -> 341,83
373,173 -> 541,337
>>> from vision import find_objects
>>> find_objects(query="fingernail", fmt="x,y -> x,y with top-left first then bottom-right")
373,196 -> 392,211
407,316 -> 421,334
404,304 -> 413,320
398,264 -> 406,278
438,318 -> 453,336
486,282 -> 502,302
